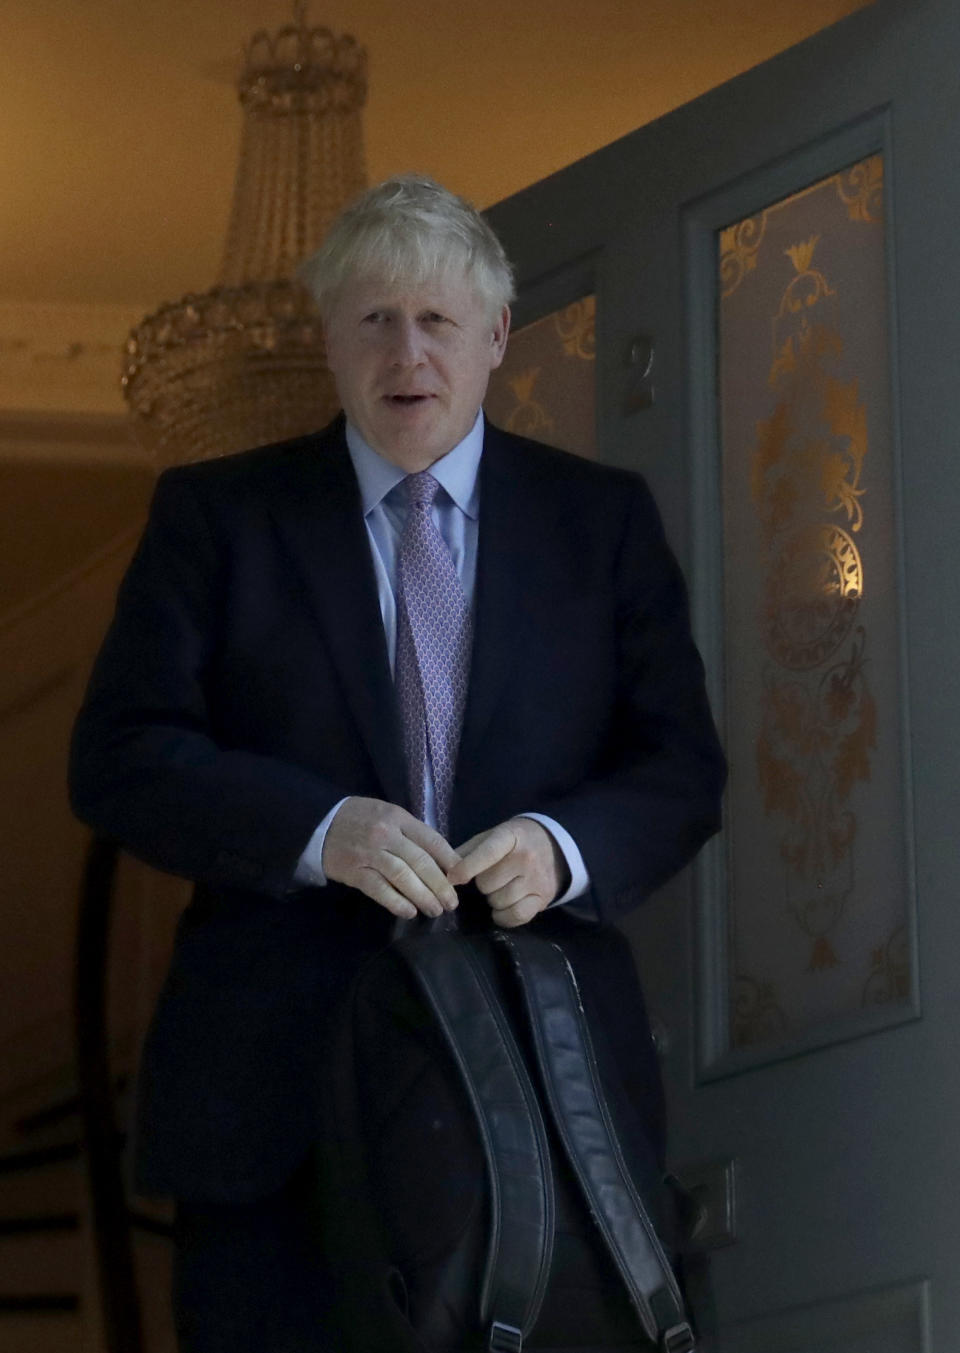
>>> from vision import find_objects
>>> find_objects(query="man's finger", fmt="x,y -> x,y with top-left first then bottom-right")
356,868 -> 419,920
491,894 -> 545,929
475,856 -> 526,898
376,854 -> 446,917
447,825 -> 517,886
402,816 -> 463,874
484,874 -> 533,911
392,835 -> 459,910
323,798 -> 463,911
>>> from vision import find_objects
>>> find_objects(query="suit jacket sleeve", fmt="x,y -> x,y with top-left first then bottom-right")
517,469 -> 726,921
69,464 -> 348,897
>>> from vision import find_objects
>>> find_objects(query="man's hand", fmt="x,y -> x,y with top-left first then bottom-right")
323,797 -> 460,920
448,818 -> 566,928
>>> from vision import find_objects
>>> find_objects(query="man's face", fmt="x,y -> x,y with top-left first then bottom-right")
323,271 -> 510,471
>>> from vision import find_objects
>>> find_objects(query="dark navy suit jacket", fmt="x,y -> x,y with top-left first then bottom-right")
69,416 -> 725,1202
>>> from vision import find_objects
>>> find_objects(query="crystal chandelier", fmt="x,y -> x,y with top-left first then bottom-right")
122,4 -> 367,466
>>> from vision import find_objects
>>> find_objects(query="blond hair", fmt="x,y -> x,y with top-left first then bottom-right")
298,174 -> 515,319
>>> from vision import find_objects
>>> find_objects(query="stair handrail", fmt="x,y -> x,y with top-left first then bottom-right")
74,834 -> 144,1353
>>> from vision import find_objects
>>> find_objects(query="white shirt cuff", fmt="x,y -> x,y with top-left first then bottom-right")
517,812 -> 590,905
293,797 -> 351,888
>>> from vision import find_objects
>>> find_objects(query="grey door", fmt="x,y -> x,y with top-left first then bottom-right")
486,2 -> 959,1347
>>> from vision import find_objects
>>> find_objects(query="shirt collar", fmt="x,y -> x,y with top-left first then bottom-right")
345,409 -> 484,519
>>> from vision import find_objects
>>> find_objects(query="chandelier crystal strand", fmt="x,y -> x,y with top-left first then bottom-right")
121,8 -> 367,467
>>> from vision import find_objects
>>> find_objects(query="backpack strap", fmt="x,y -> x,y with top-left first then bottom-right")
498,931 -> 696,1353
399,931 -> 555,1353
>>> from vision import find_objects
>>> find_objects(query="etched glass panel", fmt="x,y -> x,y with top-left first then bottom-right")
485,296 -> 597,459
718,155 -> 912,1052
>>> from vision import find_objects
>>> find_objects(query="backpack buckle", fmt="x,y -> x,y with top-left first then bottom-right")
661,1321 -> 696,1353
488,1320 -> 523,1353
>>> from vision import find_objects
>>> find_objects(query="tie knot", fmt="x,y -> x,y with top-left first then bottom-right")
402,471 -> 441,510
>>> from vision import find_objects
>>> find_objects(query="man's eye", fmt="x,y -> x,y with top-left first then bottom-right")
362,311 -> 387,324
422,312 -> 448,324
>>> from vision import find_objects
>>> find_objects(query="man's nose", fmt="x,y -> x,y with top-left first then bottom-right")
389,317 -> 425,365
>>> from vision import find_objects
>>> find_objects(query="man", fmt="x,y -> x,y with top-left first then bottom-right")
70,175 -> 725,1352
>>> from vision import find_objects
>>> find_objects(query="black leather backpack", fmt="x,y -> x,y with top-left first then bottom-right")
316,909 -> 696,1353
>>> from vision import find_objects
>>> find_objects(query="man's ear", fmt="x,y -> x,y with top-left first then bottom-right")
490,305 -> 511,369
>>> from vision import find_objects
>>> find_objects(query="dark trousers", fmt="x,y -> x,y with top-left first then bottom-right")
172,1165 -> 334,1353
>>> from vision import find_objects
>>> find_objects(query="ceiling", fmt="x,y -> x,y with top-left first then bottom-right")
2,0 -> 868,312
0,0 -> 869,620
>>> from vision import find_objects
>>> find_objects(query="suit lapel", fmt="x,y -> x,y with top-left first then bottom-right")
267,422 -> 407,807
456,422 -> 549,779
267,418 -> 560,823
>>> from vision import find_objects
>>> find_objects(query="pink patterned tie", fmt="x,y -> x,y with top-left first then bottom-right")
395,472 -> 472,837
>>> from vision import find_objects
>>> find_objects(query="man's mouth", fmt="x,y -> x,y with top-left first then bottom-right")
385,393 -> 432,405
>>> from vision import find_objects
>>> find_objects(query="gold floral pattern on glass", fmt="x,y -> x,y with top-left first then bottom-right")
721,153 -> 908,1049
485,295 -> 597,459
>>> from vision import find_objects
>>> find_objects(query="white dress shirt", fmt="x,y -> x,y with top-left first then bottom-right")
294,411 -> 590,905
